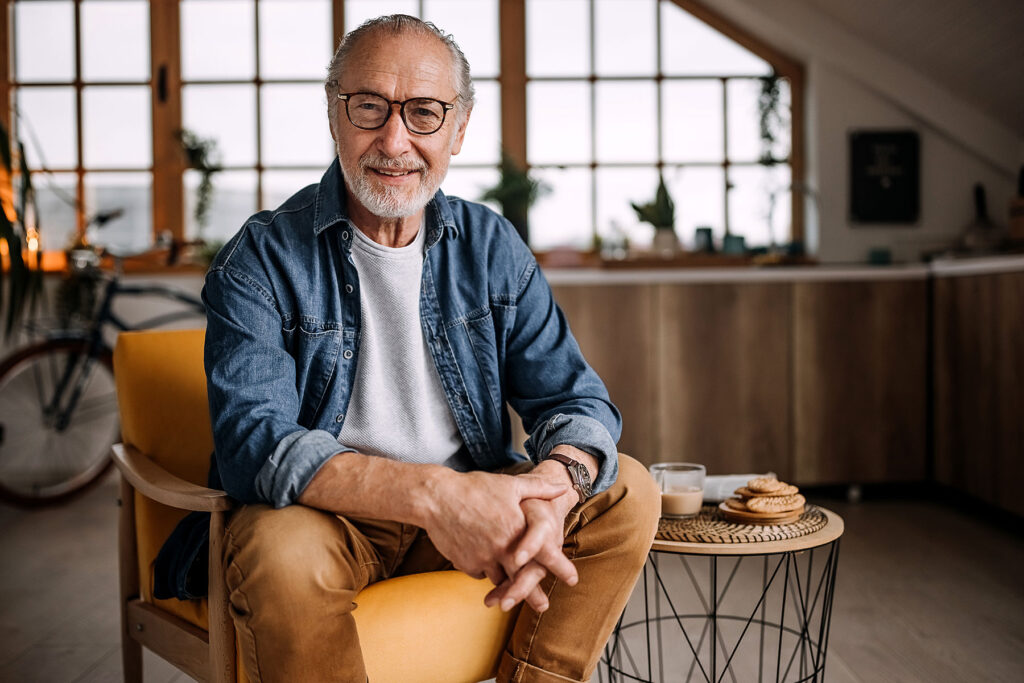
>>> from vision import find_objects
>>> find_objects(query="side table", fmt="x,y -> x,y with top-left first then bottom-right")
602,506 -> 844,683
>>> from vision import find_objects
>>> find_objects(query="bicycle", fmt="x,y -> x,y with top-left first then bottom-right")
0,236 -> 206,506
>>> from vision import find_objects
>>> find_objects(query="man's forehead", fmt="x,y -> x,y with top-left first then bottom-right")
343,31 -> 456,94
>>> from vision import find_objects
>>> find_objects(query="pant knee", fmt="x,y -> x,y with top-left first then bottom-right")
225,505 -> 367,599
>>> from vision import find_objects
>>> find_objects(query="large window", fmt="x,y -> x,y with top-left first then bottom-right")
526,0 -> 793,251
2,0 -> 800,255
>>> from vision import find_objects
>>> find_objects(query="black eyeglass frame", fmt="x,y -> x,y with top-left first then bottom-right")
336,91 -> 456,136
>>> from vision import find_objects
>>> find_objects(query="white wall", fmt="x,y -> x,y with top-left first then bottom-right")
713,0 -> 1023,263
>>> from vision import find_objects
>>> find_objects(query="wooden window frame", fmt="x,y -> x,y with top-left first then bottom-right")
1,0 -> 802,251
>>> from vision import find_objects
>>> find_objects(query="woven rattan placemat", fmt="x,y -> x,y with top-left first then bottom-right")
656,504 -> 828,543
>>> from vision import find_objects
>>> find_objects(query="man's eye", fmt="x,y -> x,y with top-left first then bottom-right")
413,107 -> 439,118
357,102 -> 384,112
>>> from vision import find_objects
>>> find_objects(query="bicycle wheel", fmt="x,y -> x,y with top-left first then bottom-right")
0,338 -> 117,506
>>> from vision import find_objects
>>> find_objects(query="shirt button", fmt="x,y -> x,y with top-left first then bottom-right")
335,413 -> 344,423
343,349 -> 353,360
341,230 -> 350,240
345,284 -> 354,294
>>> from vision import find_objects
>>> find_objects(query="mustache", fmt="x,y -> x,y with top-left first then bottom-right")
359,154 -> 427,172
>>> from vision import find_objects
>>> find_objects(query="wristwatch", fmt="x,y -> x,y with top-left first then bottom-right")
544,452 -> 593,504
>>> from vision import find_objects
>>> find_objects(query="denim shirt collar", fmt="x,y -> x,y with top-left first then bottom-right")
312,159 -> 459,248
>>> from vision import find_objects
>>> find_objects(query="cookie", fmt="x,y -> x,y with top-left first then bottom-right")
747,477 -> 784,493
723,497 -> 749,511
745,493 -> 806,513
735,484 -> 799,498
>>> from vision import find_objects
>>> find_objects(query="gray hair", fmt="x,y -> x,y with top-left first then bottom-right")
325,14 -> 475,133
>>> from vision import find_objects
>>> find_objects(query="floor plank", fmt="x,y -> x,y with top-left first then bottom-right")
1,475 -> 1022,682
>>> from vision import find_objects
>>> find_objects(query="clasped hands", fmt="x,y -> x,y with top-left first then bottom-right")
423,459 -> 582,614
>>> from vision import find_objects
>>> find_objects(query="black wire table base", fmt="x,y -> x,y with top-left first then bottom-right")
601,540 -> 841,683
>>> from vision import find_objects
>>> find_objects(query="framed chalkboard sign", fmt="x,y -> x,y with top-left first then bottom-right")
849,130 -> 920,224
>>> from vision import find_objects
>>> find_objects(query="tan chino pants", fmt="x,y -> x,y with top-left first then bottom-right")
223,454 -> 660,683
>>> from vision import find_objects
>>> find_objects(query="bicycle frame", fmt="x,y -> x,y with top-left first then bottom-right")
40,268 -> 206,432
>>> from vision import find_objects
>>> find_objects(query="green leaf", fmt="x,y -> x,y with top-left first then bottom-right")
631,174 -> 675,229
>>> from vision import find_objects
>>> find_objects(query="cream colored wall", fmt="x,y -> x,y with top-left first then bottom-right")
707,0 -> 1023,263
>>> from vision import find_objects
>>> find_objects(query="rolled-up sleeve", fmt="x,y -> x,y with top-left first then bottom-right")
204,263 -> 350,507
505,255 -> 622,494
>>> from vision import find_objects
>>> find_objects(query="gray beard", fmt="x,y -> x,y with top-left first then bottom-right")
339,153 -> 446,219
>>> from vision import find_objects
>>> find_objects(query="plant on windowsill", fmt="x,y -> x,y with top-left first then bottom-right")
756,70 -> 790,252
176,128 -> 223,267
479,151 -> 550,243
632,174 -> 678,257
0,118 -> 44,336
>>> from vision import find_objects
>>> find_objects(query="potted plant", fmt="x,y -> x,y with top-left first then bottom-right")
632,174 -> 678,256
479,151 -> 549,243
176,128 -> 222,235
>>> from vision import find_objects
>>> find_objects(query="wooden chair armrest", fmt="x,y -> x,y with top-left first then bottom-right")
112,443 -> 234,512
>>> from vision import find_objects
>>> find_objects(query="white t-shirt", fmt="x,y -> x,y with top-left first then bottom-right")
337,221 -> 468,469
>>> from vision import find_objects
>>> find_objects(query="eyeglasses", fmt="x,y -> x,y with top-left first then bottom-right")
336,91 -> 456,135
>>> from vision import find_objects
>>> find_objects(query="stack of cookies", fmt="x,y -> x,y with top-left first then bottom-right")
720,477 -> 806,525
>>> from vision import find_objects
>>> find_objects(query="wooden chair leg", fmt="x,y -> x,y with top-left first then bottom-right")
119,476 -> 143,683
209,509 -> 237,683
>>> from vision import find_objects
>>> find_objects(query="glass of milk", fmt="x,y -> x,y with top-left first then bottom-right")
650,463 -> 706,519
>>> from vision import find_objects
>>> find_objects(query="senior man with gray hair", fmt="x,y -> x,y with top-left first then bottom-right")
186,14 -> 659,683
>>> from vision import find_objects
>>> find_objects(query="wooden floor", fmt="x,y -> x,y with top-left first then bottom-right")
1,473 -> 1022,682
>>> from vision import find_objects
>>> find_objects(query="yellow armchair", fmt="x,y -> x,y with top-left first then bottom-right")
113,329 -> 516,683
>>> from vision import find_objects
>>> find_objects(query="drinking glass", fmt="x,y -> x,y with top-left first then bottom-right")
650,463 -> 706,519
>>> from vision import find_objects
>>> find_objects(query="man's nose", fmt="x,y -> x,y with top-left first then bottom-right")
377,103 -> 413,157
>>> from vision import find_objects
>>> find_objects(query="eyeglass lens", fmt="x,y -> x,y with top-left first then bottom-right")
346,93 -> 447,134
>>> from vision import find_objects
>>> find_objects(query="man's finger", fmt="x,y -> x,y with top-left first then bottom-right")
498,561 -> 548,612
524,584 -> 550,613
534,545 -> 578,587
510,521 -> 549,571
515,475 -> 570,501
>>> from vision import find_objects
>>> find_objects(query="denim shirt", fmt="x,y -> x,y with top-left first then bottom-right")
203,160 -> 621,508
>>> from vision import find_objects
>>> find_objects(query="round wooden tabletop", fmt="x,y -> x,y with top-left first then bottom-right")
650,507 -> 844,556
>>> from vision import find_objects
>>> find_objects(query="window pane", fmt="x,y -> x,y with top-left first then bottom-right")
260,84 -> 334,166
529,167 -> 592,250
661,2 -> 771,77
665,166 -> 724,246
595,0 -> 655,76
662,80 -> 723,163
261,169 -> 322,212
14,1 -> 74,82
453,80 -> 500,166
726,79 -> 764,163
424,0 -> 499,78
528,81 -> 590,165
184,169 -> 257,241
82,86 -> 151,169
16,87 -> 77,169
345,0 -> 419,31
441,166 -> 500,209
728,164 -> 791,248
595,166 -> 660,248
81,1 -> 149,82
83,172 -> 152,251
595,82 -> 657,163
33,172 -> 78,251
527,0 -> 589,77
259,0 -> 332,80
183,85 -> 257,167
182,0 -> 255,80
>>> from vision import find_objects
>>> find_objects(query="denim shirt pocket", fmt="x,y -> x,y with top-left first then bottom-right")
281,314 -> 343,426
457,306 -> 508,424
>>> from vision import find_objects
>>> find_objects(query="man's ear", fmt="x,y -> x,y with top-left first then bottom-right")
450,108 -> 472,156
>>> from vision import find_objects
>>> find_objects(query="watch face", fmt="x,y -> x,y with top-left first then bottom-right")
572,461 -> 593,496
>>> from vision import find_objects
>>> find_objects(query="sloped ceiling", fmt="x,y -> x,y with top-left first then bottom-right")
805,0 -> 1024,136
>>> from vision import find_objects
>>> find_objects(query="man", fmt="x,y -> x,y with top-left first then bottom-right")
200,14 -> 659,683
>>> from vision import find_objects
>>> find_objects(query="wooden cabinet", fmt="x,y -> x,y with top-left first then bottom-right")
551,284 -> 659,466
656,283 -> 792,478
933,271 -> 1024,515
793,280 -> 927,484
